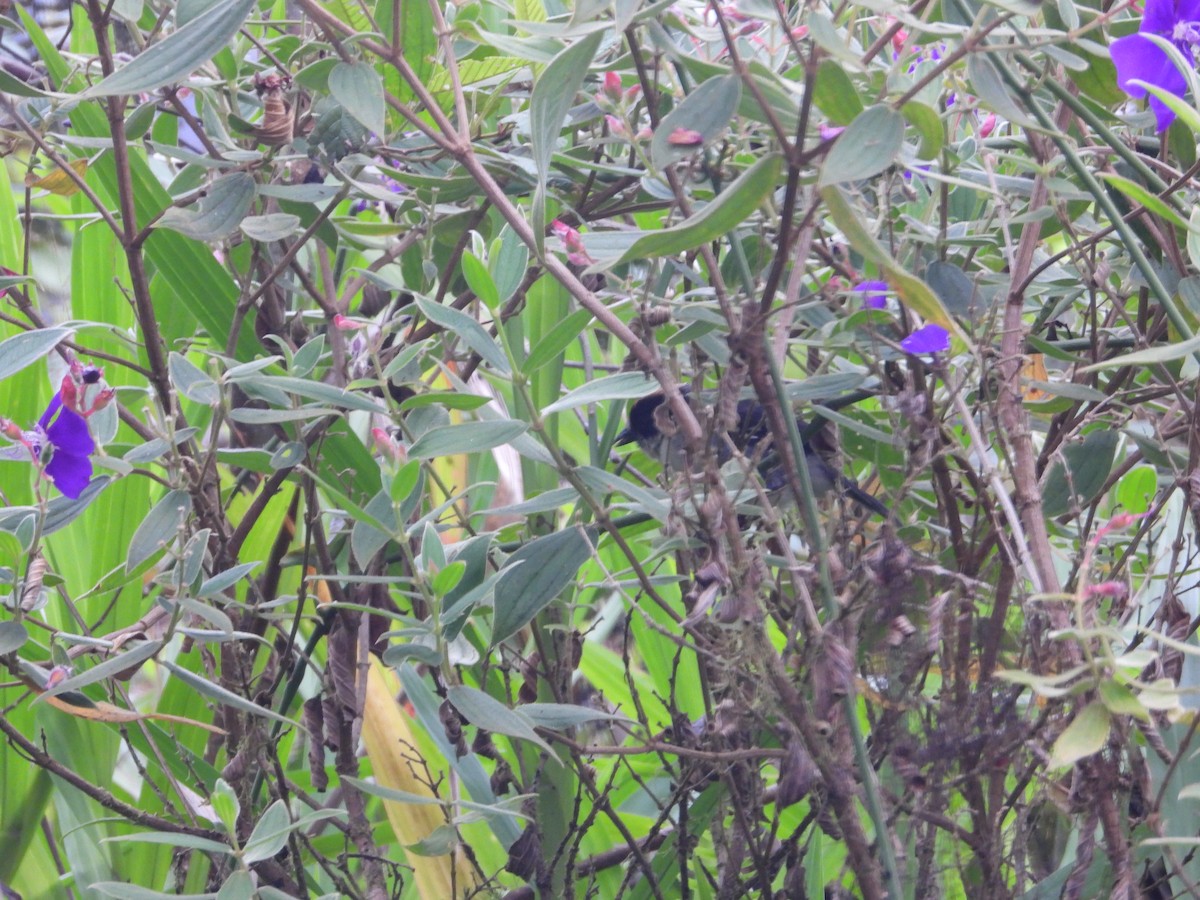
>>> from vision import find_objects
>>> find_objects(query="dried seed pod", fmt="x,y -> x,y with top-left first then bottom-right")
303,697 -> 328,791
253,72 -> 295,147
19,554 -> 45,611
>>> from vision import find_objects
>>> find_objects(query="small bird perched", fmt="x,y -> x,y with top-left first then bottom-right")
616,389 -> 889,518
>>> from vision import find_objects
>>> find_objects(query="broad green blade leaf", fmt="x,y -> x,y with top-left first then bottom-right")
92,885 -> 216,899
157,173 -> 256,242
414,295 -> 510,374
447,685 -> 554,755
650,74 -> 741,170
83,0 -> 258,97
329,62 -> 385,138
966,52 -> 1039,130
530,30 -> 603,247
1041,430 -> 1119,517
407,421 -> 528,459
811,59 -> 863,125
614,154 -> 781,265
126,489 -> 192,573
0,327 -> 74,381
239,213 -> 300,241
901,101 -> 944,160
492,526 -> 594,644
519,703 -> 630,729
39,640 -> 163,700
541,372 -> 657,415
241,800 -> 292,864
161,659 -> 301,728
0,621 -> 28,653
169,352 -> 220,405
102,831 -> 232,854
818,105 -> 905,186
1048,700 -> 1111,768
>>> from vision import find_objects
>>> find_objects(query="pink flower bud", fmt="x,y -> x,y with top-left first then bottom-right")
84,388 -> 115,417
0,418 -> 23,441
602,71 -> 623,101
978,112 -> 997,137
667,128 -> 704,146
605,115 -> 629,138
1085,581 -> 1128,600
59,375 -> 80,414
333,313 -> 364,330
371,427 -> 406,464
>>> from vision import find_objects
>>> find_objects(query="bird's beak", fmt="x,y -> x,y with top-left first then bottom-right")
615,427 -> 636,446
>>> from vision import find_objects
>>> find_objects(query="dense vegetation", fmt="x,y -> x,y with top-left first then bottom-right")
1,0 -> 1199,897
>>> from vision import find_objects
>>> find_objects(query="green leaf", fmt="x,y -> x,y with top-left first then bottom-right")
329,62 -> 385,138
161,659 -> 301,728
1048,700 -> 1110,768
519,703 -> 630,730
126,490 -> 192,573
341,775 -> 442,806
491,226 -> 529,304
0,327 -> 74,382
1116,466 -> 1156,514
524,308 -> 594,373
197,562 -> 261,597
614,154 -> 782,265
215,871 -> 254,900
102,831 -> 232,854
530,30 -> 604,247
83,0 -> 259,97
240,213 -> 301,241
169,352 -> 220,405
407,420 -> 528,459
157,173 -> 256,242
1041,430 -> 1120,517
492,526 -> 594,644
811,59 -> 863,125
38,640 -> 163,700
542,372 -> 657,415
650,74 -> 741,170
460,251 -> 500,310
1098,680 -> 1150,721
413,295 -> 510,374
92,885 -> 215,899
924,261 -> 982,318
241,799 -> 293,864
1080,332 -> 1200,370
966,52 -> 1038,129
0,620 -> 28,654
901,101 -> 943,160
818,106 -> 905,186
447,685 -> 554,755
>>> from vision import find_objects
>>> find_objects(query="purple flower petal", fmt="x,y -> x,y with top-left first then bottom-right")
1111,33 -> 1187,130
34,394 -> 95,498
854,280 -> 889,309
41,399 -> 95,458
45,451 -> 92,500
901,324 -> 950,355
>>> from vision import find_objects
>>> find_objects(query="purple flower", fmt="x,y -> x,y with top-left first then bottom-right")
854,280 -> 889,309
37,395 -> 95,499
901,324 -> 950,355
1,378 -> 100,500
1111,0 -> 1200,131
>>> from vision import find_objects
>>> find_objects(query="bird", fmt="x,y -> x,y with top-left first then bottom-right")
616,388 -> 889,518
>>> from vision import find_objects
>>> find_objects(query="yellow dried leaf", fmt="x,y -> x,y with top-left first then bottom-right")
362,658 -> 477,898
44,693 -> 226,734
1021,354 -> 1050,402
28,158 -> 89,196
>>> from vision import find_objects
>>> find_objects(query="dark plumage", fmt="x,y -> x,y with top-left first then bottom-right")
616,389 -> 889,518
